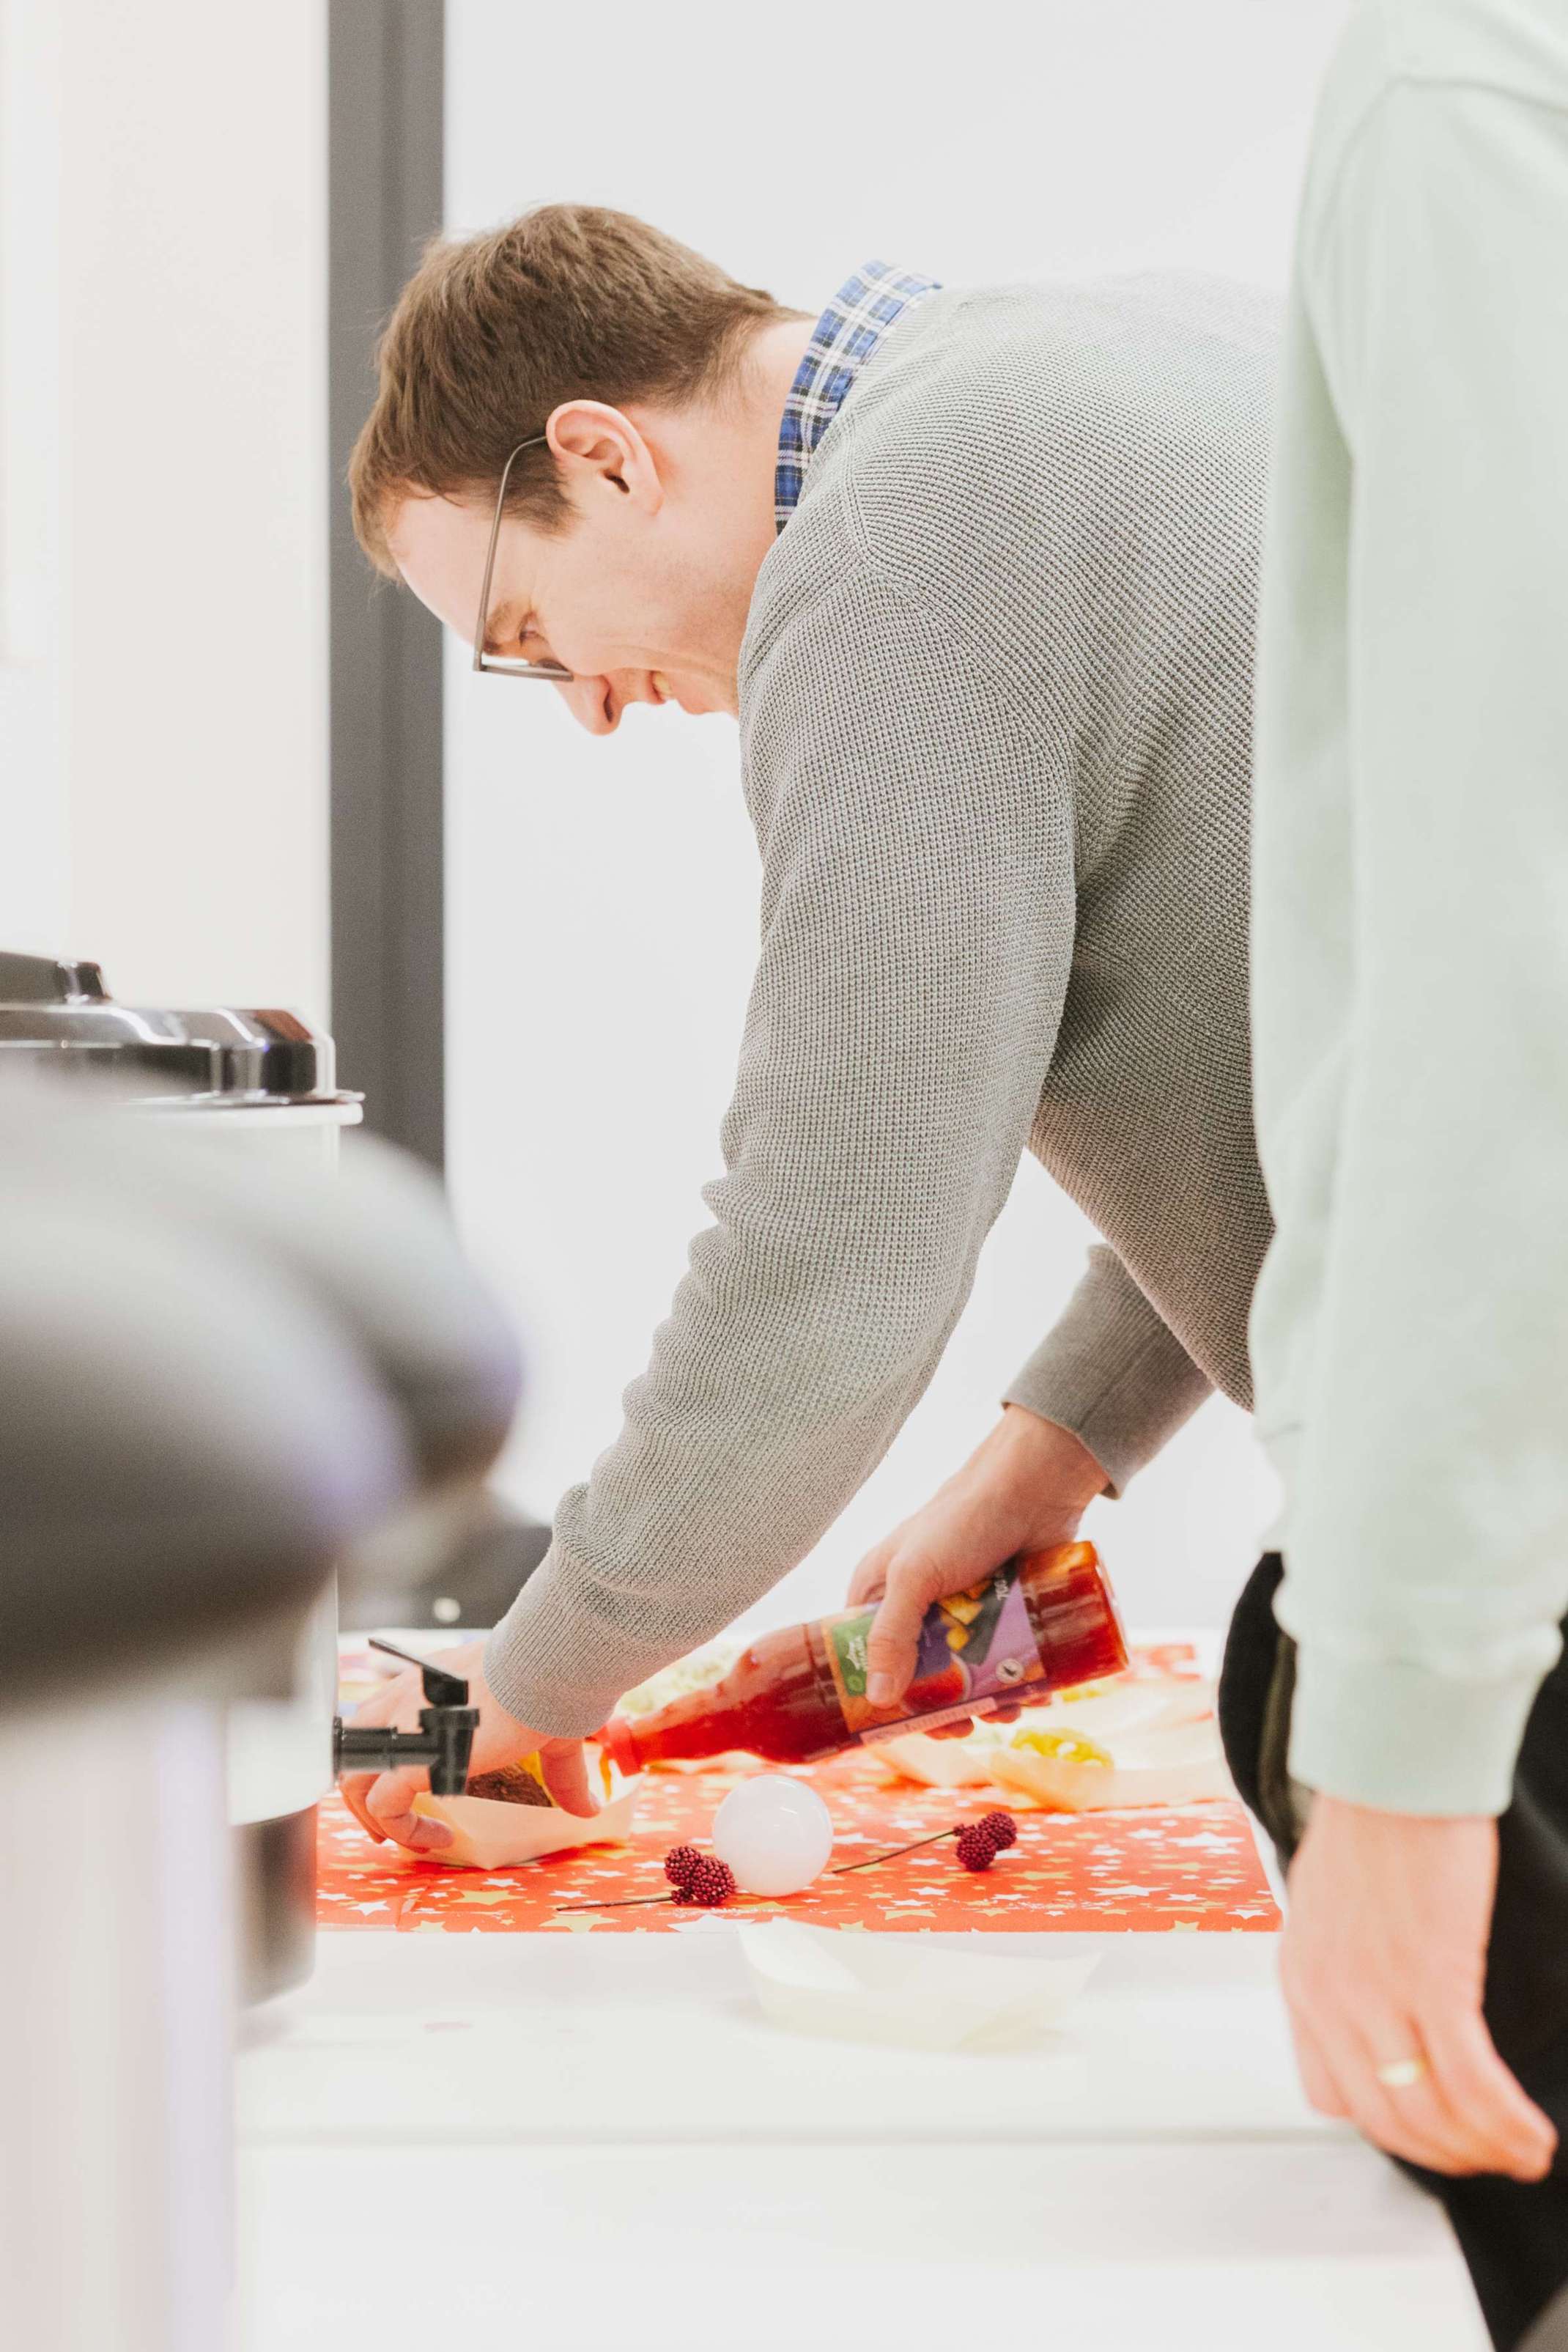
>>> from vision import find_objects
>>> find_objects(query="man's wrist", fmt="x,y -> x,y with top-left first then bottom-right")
992,1403 -> 1109,1508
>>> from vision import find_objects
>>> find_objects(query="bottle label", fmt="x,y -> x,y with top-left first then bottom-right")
822,1566 -> 1046,1743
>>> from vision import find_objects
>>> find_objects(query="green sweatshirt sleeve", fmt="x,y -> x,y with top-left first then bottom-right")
1251,51 -> 1568,1815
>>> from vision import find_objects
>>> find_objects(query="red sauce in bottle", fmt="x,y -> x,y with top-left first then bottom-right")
601,1541 -> 1127,1772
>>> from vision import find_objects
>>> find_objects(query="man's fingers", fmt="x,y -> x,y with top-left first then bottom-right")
339,1774 -> 387,1844
1282,1966 -> 1468,2169
340,1669 -> 426,1842
1348,2093 -> 1468,2175
1298,2022 -> 1354,2117
345,1667 -> 421,1729
1335,1998 -> 1553,2180
847,1544 -> 892,1608
928,1700 -> 1023,1741
541,1742 -> 600,1819
1329,2009 -> 1495,2177
1353,2072 -> 1482,2177
1309,2013 -> 1473,2173
402,1818 -> 455,1852
1421,2005 -> 1558,2180
864,1564 -> 940,1704
366,1767 -> 452,1853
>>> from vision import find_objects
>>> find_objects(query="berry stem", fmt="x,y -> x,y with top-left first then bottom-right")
829,1826 -> 958,1876
552,1890 -> 678,1913
553,1884 -> 762,1917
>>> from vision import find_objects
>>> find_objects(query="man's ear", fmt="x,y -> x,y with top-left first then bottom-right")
546,401 -> 664,517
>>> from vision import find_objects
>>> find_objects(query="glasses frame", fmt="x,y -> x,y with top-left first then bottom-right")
470,435 -> 574,682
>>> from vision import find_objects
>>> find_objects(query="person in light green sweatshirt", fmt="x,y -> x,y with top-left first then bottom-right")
1234,3 -> 1568,2344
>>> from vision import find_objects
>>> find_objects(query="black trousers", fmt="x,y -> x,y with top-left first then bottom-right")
1218,1555 -> 1568,2352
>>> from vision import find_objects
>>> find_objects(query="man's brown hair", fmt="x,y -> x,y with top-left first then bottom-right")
350,203 -> 802,578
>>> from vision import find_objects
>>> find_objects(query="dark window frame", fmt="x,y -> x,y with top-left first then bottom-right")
328,0 -> 445,1171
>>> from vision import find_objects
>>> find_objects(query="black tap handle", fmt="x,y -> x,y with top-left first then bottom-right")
368,1634 -> 470,1709
337,1642 -> 478,1797
421,1703 -> 481,1797
333,1708 -> 479,1796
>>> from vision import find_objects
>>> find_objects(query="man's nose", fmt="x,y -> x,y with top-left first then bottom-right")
554,675 -> 620,737
553,670 -> 657,737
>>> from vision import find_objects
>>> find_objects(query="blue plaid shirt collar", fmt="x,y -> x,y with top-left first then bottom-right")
774,260 -> 942,532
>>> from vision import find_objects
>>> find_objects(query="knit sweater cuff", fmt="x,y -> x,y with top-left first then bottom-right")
484,1541 -> 665,1739
1003,1249 -> 1212,1497
1287,1643 -> 1545,1818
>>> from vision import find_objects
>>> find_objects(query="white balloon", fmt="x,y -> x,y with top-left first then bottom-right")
711,1774 -> 835,1896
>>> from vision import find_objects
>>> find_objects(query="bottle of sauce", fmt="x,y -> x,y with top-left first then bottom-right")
600,1541 -> 1126,1773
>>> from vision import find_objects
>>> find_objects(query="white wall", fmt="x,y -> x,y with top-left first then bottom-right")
444,0 -> 1351,1634
0,0 -> 66,947
0,0 -> 329,1018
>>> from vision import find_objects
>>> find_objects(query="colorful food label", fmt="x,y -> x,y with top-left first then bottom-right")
823,1566 -> 1046,1741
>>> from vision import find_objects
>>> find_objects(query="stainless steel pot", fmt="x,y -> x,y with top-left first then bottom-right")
0,951 -> 362,1999
0,1026 -> 522,2352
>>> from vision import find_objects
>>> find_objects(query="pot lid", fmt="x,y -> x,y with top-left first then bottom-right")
0,951 -> 361,1109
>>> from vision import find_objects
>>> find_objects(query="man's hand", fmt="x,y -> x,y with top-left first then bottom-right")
1281,1796 -> 1557,2180
848,1405 -> 1108,1711
339,1637 -> 599,1854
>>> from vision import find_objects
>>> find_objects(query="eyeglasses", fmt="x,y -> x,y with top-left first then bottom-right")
470,435 -> 574,682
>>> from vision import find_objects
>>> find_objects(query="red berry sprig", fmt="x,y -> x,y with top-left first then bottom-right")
955,1824 -> 1002,1872
673,1856 -> 737,1908
977,1810 -> 1018,1852
952,1811 -> 1020,1873
663,1843 -> 703,1890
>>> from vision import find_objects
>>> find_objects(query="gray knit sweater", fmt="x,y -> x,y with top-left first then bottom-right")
487,273 -> 1279,1737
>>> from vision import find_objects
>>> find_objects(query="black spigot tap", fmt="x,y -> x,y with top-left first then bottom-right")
333,1639 -> 481,1796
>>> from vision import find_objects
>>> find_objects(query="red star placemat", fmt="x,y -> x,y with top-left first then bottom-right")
319,1639 -> 1279,1935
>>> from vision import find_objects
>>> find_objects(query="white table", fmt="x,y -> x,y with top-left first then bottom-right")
237,1906 -> 1485,2349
